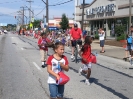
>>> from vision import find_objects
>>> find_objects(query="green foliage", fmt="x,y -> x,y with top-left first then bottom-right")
59,14 -> 69,30
115,25 -> 126,37
32,20 -> 42,28
117,33 -> 126,41
95,33 -> 99,39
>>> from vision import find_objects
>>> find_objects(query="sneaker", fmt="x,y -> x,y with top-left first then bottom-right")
42,65 -> 45,68
78,67 -> 82,76
71,55 -> 74,59
71,55 -> 75,61
85,80 -> 91,85
44,63 -> 47,67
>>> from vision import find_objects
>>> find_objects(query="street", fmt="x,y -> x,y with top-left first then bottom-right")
0,33 -> 133,99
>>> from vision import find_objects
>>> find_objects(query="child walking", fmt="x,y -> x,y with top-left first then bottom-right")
46,42 -> 69,99
78,36 -> 92,85
38,33 -> 51,68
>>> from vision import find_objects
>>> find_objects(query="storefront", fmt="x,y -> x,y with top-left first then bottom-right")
75,0 -> 133,38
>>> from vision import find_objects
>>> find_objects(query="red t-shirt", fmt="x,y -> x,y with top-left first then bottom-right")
81,44 -> 92,64
70,28 -> 82,40
38,37 -> 51,51
46,55 -> 69,66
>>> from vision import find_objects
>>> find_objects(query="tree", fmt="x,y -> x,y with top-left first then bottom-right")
60,14 -> 69,30
115,25 -> 126,36
32,19 -> 42,28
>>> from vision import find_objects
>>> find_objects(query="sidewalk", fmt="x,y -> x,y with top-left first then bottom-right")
91,40 -> 125,59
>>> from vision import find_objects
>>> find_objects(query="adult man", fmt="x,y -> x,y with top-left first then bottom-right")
98,28 -> 105,53
70,23 -> 83,60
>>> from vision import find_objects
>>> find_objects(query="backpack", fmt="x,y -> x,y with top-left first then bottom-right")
127,36 -> 132,44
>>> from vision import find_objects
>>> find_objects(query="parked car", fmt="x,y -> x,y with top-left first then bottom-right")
4,30 -> 7,34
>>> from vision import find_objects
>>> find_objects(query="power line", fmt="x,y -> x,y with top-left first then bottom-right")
0,11 -> 18,16
34,7 -> 46,17
41,0 -> 73,6
49,0 -> 65,5
0,0 -> 25,4
49,0 -> 73,6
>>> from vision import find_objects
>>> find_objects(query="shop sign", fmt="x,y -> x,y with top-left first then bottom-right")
86,4 -> 115,15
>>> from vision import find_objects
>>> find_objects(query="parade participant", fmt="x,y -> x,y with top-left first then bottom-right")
38,33 -> 51,68
70,23 -> 83,60
79,36 -> 93,85
47,42 -> 69,99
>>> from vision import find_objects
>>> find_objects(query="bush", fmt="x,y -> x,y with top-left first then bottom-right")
95,33 -> 99,39
115,25 -> 126,36
117,33 -> 126,41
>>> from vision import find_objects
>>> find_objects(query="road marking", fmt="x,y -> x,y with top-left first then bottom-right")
21,48 -> 24,50
33,62 -> 43,72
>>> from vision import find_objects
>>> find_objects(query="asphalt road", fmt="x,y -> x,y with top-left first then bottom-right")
0,33 -> 133,99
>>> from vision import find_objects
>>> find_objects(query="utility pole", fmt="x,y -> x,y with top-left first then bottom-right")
46,0 -> 49,32
26,0 -> 33,23
43,15 -> 45,23
129,0 -> 132,34
42,0 -> 49,32
81,0 -> 85,31
20,7 -> 25,27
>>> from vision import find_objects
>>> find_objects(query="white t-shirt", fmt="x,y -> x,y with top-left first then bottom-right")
46,55 -> 69,84
99,31 -> 105,40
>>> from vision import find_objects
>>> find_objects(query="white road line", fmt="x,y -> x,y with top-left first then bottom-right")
33,62 -> 43,72
21,48 -> 24,50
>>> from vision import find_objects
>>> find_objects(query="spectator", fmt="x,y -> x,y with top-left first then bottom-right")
98,28 -> 105,53
123,34 -> 132,61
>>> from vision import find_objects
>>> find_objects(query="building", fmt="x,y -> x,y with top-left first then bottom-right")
75,0 -> 133,38
48,17 -> 74,29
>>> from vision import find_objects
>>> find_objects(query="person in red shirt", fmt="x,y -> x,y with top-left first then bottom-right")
70,23 -> 83,60
38,32 -> 51,68
78,36 -> 93,85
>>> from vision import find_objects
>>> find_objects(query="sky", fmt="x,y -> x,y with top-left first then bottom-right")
0,0 -> 92,24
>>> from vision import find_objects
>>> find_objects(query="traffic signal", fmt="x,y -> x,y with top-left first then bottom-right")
15,16 -> 16,19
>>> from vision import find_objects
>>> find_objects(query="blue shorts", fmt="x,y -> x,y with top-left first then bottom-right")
125,45 -> 131,51
100,40 -> 105,47
49,84 -> 64,98
131,44 -> 133,50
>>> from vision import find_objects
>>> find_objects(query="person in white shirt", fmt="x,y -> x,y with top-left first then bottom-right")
98,28 -> 105,53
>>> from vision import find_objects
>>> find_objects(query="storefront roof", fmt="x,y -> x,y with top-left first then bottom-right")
76,14 -> 133,21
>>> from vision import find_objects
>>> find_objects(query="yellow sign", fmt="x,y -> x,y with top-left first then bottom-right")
30,23 -> 33,28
